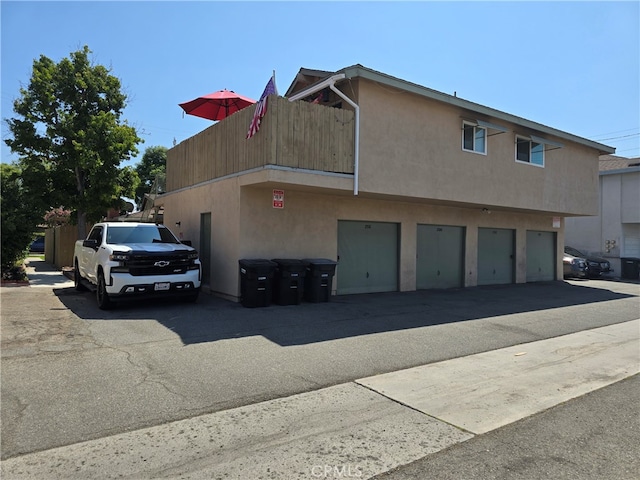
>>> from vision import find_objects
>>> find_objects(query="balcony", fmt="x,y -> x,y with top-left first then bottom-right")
167,96 -> 355,192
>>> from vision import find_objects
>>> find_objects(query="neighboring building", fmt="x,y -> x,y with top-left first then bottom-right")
161,65 -> 614,301
565,155 -> 640,274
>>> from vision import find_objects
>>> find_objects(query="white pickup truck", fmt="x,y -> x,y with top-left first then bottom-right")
74,222 -> 201,309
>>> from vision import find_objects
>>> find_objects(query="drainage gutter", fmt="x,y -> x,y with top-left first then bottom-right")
288,74 -> 360,195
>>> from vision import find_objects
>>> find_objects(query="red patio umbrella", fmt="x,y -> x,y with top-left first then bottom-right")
179,89 -> 256,121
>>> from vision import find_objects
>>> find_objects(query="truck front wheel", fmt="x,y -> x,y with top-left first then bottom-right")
96,271 -> 112,310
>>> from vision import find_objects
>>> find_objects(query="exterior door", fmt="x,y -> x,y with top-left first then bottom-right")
526,230 -> 556,282
478,228 -> 515,285
199,212 -> 211,285
622,224 -> 640,257
417,224 -> 465,289
337,220 -> 399,295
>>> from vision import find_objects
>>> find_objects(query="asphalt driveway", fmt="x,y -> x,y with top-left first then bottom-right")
2,260 -> 639,460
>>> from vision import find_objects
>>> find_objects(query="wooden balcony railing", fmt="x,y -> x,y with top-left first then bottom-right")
167,96 -> 355,191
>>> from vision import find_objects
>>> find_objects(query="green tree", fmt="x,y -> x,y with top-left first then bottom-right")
0,163 -> 43,273
4,46 -> 142,238
117,165 -> 141,213
135,146 -> 166,207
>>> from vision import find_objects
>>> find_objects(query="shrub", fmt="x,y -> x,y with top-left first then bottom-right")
1,164 -> 42,274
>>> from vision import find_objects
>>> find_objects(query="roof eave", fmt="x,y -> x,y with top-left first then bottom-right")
339,65 -> 616,155
600,166 -> 640,176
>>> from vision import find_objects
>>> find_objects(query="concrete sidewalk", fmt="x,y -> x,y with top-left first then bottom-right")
358,319 -> 640,434
2,319 -> 638,480
22,257 -> 74,288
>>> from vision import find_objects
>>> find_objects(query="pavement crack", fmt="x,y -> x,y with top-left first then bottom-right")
104,345 -> 189,401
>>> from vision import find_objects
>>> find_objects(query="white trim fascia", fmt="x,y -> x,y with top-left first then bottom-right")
160,165 -> 354,198
600,166 -> 640,176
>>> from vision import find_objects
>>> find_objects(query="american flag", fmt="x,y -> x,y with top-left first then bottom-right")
246,75 -> 278,139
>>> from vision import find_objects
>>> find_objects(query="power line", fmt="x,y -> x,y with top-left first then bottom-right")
614,147 -> 640,154
596,133 -> 640,142
589,127 -> 639,139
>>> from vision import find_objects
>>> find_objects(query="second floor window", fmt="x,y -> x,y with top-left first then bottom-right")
516,136 -> 544,166
462,122 -> 487,154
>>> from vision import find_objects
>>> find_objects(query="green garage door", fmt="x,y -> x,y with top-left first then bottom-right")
417,224 -> 465,289
526,230 -> 556,282
337,220 -> 399,295
478,228 -> 515,285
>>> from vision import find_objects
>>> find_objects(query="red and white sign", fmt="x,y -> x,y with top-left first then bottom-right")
273,189 -> 284,209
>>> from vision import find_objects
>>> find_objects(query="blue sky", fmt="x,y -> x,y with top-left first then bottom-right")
2,1 -> 639,168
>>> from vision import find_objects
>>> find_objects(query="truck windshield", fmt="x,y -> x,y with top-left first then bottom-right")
106,226 -> 179,245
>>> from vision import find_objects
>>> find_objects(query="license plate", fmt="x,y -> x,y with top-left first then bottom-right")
154,282 -> 170,291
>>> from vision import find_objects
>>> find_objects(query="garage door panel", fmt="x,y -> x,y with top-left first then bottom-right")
478,228 -> 514,286
526,230 -> 556,282
417,225 -> 464,289
337,221 -> 398,295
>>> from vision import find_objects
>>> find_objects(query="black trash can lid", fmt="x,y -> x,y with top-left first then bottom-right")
272,259 -> 309,266
302,258 -> 337,265
239,259 -> 277,268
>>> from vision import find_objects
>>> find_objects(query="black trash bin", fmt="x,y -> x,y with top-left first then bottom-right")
620,258 -> 640,280
272,259 -> 309,305
239,259 -> 277,308
302,258 -> 337,303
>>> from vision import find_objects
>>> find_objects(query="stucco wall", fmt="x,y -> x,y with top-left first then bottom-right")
601,175 -> 623,256
355,80 -> 600,216
163,179 -> 242,299
621,171 -> 640,223
566,169 -> 640,273
164,179 -> 564,301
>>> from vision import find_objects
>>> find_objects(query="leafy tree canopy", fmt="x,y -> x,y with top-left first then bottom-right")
4,45 -> 142,238
135,145 -> 166,206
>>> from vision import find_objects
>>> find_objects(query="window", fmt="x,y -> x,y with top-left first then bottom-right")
462,122 -> 487,154
87,226 -> 103,242
516,136 -> 544,166
106,225 -> 179,244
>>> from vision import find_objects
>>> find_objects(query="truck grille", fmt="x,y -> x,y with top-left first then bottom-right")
126,253 -> 193,276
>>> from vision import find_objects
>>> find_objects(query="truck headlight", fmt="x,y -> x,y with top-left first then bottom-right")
109,252 -> 130,261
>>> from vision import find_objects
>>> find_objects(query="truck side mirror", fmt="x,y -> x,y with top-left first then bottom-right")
83,239 -> 99,250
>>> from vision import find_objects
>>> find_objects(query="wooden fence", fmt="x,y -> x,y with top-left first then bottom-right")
44,224 -> 79,269
167,96 -> 355,191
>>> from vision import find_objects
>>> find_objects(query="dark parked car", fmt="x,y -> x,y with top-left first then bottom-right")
29,236 -> 45,253
563,246 -> 612,279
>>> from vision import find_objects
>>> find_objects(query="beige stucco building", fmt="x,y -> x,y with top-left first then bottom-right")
565,155 -> 640,274
161,65 -> 614,301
